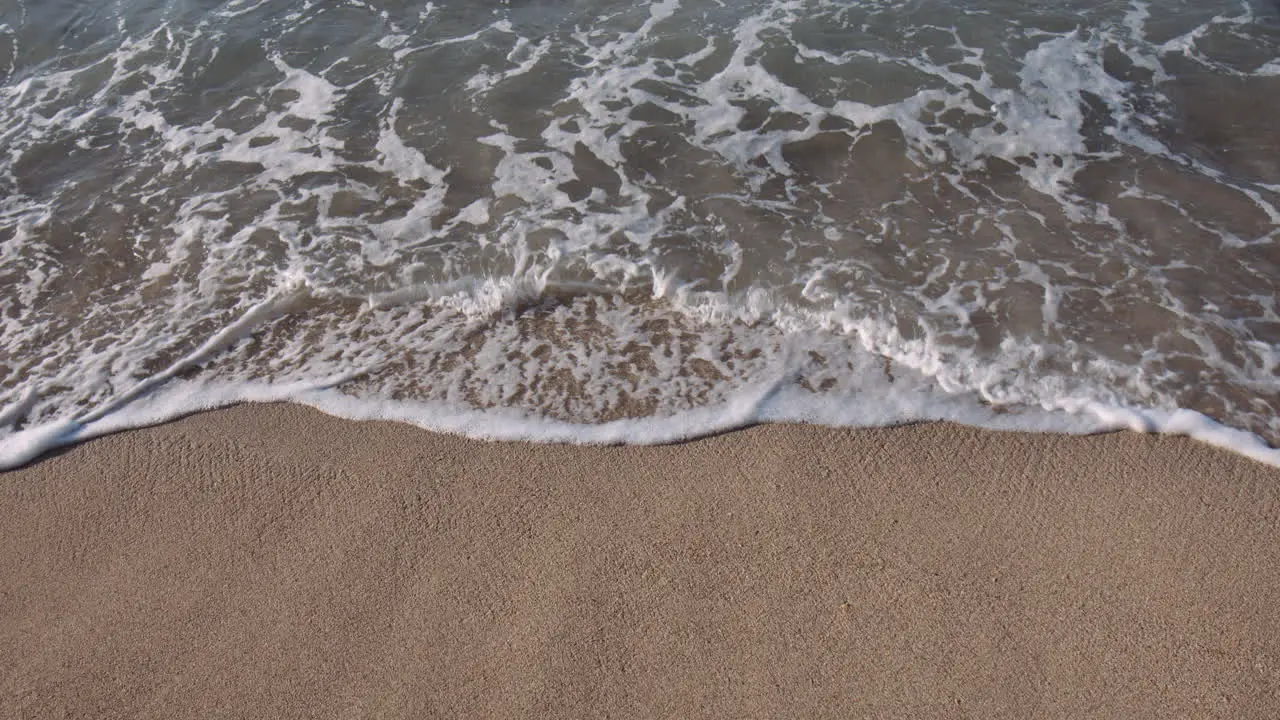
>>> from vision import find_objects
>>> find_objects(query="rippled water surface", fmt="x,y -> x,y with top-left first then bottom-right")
1,0 -> 1278,465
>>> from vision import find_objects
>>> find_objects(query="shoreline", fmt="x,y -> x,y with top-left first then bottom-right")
3,402 -> 1279,718
5,387 -> 1279,474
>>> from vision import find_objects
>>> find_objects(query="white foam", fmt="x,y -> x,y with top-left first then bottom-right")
1,0 -> 1276,472
4,366 -> 1277,472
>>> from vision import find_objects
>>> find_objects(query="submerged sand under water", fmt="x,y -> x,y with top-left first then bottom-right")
0,0 -> 1277,463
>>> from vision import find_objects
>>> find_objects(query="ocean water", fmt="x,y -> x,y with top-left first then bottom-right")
1,0 -> 1278,468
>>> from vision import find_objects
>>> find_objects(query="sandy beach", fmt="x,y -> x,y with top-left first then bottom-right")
2,403 -> 1278,718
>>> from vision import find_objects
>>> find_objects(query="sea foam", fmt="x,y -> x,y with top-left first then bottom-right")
0,0 -> 1277,468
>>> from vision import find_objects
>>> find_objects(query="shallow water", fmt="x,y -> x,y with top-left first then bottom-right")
1,0 -> 1278,467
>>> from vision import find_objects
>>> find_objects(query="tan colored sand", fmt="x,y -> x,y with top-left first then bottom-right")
2,403 -> 1278,718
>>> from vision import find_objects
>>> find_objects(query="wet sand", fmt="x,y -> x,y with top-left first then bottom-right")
2,403 -> 1278,718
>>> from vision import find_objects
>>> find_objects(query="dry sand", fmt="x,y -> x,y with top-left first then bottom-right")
2,402 -> 1278,718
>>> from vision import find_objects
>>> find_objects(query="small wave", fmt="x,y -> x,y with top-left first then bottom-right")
0,0 -> 1276,467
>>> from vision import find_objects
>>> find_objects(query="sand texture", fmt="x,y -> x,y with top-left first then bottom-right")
2,403 -> 1279,718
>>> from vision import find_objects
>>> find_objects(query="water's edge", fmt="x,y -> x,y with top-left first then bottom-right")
3,371 -> 1277,471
